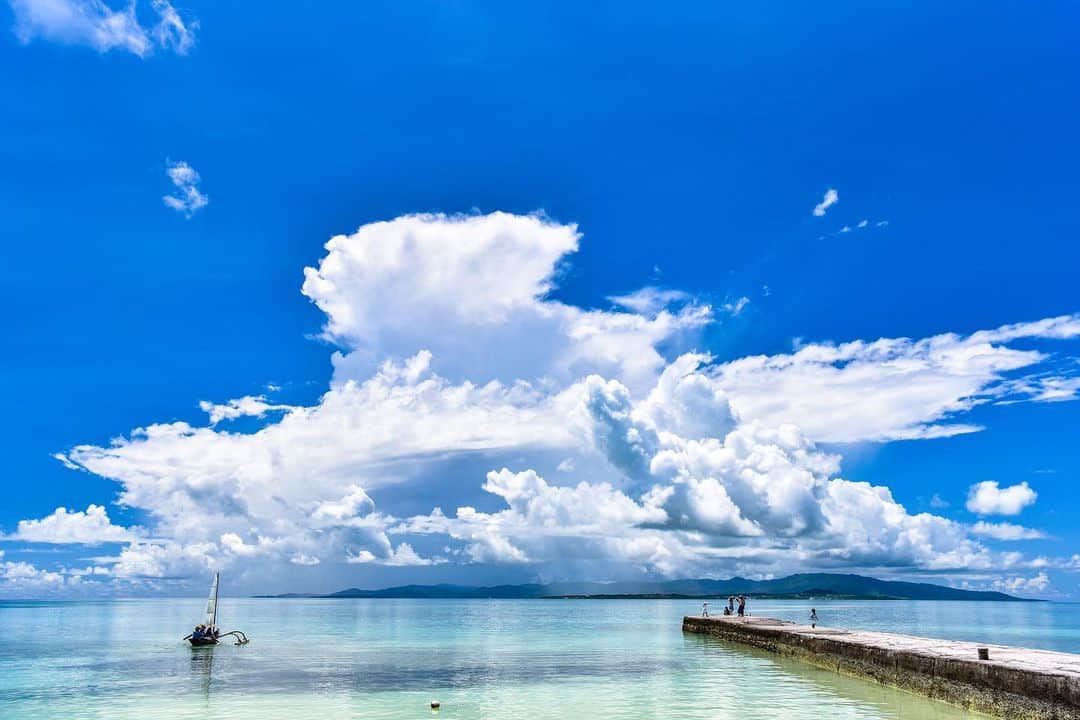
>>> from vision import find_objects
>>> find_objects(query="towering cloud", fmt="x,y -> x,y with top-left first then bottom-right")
7,212 -> 1072,596
303,213 -> 711,390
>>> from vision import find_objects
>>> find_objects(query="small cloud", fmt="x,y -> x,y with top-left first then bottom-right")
556,458 -> 575,473
823,218 -> 889,238
929,493 -> 950,509
722,296 -> 750,316
9,0 -> 197,57
345,543 -> 442,567
992,572 -> 1049,596
970,521 -> 1047,541
198,395 -> 294,425
812,188 -> 838,217
761,284 -> 772,297
609,287 -> 690,316
966,480 -> 1037,516
162,160 -> 208,217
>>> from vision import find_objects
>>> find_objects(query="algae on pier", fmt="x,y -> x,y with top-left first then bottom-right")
683,615 -> 1080,719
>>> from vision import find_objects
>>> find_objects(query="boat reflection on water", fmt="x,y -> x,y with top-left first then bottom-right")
189,644 -> 215,697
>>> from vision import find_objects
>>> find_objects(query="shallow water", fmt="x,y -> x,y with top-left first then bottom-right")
1,598 -> 1075,719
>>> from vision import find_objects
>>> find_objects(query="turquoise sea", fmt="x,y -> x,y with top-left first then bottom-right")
2,598 -> 1077,719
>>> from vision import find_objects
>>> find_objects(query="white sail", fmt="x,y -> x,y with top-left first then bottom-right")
203,572 -> 219,628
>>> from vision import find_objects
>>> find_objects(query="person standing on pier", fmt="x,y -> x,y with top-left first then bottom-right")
810,608 -> 818,628
701,602 -> 710,617
737,596 -> 746,617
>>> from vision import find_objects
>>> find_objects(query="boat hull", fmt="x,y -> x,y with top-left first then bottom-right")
188,637 -> 218,647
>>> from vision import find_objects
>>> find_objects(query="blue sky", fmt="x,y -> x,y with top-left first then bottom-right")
2,1 -> 1079,597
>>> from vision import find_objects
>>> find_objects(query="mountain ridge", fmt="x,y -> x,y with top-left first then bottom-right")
256,573 -> 1032,601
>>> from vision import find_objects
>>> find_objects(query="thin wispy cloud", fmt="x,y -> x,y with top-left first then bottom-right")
812,188 -> 838,216
148,0 -> 193,53
8,0 -> 196,57
609,287 -> 691,316
722,296 -> 750,316
970,521 -> 1047,541
821,218 -> 889,239
995,374 -> 1080,405
162,160 -> 208,217
709,315 -> 1080,443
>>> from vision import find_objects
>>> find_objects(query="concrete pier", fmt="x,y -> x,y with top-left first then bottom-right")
683,615 -> 1080,719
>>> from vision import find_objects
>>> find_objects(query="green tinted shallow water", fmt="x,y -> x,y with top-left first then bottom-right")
1,598 -> 1076,719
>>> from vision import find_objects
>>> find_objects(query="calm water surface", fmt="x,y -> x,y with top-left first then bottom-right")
1,598 -> 1076,719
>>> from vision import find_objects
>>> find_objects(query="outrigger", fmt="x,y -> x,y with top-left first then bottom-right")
184,572 -> 250,646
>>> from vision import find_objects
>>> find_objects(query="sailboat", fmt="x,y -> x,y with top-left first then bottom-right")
185,572 -> 249,646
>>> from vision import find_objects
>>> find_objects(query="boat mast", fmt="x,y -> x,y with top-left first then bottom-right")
204,572 -> 220,628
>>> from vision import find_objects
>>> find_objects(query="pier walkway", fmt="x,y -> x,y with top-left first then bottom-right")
683,615 -> 1080,719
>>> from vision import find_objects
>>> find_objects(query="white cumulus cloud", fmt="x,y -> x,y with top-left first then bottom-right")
6,505 -> 139,544
1,558 -> 66,588
813,188 -> 838,217
993,572 -> 1049,595
198,395 -> 295,425
20,211 -> 1078,595
966,481 -> 1038,516
303,213 -> 711,392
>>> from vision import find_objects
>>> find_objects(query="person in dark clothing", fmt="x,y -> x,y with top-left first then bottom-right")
737,596 -> 746,617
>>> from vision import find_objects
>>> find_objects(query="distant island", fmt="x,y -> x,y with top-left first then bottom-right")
258,572 -> 1031,601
